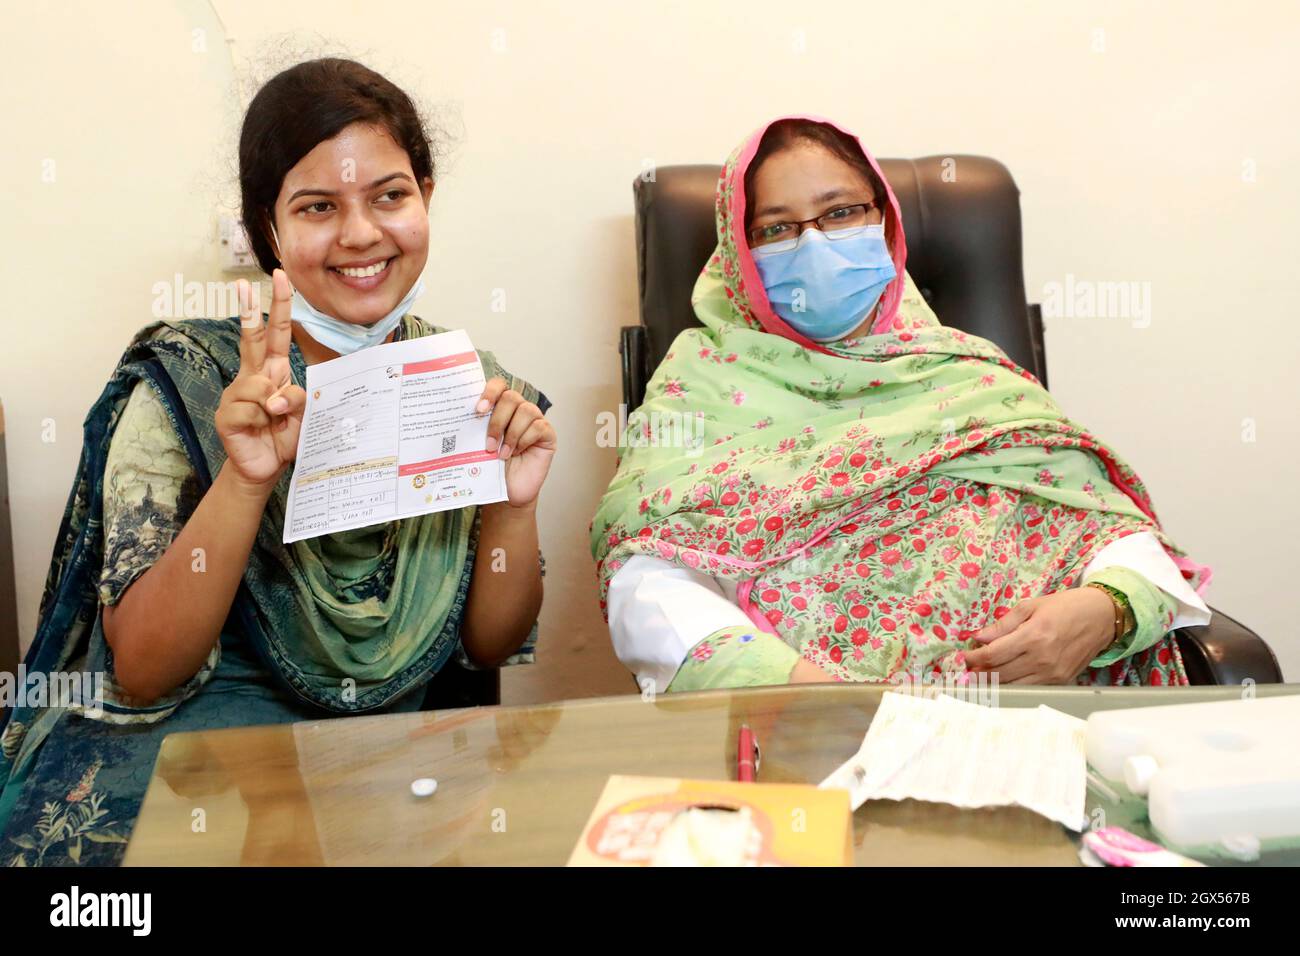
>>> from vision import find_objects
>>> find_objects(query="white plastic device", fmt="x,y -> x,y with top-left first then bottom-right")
1085,695 -> 1300,849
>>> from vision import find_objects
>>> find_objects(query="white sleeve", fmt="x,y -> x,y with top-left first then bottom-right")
606,555 -> 753,695
1081,531 -> 1211,629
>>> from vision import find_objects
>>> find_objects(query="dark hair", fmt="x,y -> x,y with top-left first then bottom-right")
743,119 -> 888,234
238,58 -> 435,274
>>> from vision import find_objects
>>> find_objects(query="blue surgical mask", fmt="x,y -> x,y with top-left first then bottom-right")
751,223 -> 896,342
290,274 -> 426,355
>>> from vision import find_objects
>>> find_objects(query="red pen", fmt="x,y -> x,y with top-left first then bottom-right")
737,723 -> 759,782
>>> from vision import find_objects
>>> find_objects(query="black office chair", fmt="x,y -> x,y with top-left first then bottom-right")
622,159 -> 1282,686
422,661 -> 500,709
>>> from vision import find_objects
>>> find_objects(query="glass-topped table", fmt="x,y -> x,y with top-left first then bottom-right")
123,682 -> 1300,866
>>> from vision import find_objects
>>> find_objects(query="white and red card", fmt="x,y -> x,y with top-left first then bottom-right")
283,328 -> 506,543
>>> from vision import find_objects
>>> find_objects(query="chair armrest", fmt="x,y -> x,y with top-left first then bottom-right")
0,400 -> 20,682
620,325 -> 650,410
1174,605 -> 1283,686
1026,302 -> 1048,389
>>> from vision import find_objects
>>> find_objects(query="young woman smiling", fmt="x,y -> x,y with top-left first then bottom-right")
0,58 -> 556,866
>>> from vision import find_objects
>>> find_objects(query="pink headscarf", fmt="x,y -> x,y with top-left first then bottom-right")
722,114 -> 909,355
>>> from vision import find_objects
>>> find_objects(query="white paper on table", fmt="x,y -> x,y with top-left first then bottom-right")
818,691 -> 1088,832
283,329 -> 506,543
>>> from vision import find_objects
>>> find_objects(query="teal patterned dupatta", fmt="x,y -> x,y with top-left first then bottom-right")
0,314 -> 546,839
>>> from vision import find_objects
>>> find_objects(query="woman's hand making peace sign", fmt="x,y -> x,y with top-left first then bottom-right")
215,269 -> 308,490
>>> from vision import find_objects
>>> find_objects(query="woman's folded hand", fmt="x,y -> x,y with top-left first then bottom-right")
963,587 -> 1115,684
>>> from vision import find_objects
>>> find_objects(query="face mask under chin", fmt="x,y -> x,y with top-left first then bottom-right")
290,275 -> 426,356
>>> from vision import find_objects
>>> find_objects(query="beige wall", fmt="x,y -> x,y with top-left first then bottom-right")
2,0 -> 1297,698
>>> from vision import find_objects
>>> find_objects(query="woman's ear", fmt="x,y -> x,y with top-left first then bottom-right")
421,176 -> 436,209
264,211 -> 282,262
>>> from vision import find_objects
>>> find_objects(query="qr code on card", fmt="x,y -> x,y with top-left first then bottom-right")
441,435 -> 456,455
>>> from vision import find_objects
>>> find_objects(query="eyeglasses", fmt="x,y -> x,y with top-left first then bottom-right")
748,201 -> 882,247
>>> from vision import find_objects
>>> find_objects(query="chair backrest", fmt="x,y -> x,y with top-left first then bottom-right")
632,156 -> 1045,385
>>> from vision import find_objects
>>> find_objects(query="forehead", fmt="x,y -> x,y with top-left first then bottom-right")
279,123 -> 413,191
749,141 -> 874,208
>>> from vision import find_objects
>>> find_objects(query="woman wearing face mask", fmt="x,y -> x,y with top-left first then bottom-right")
593,116 -> 1209,693
0,59 -> 555,866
